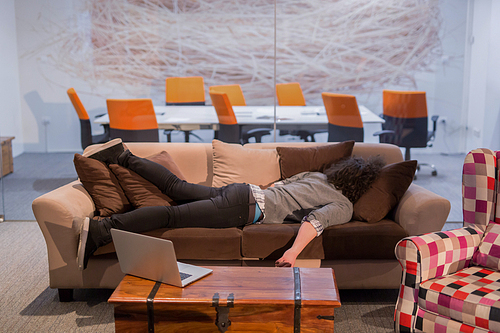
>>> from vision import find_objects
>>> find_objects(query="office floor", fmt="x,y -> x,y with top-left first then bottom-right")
0,129 -> 465,227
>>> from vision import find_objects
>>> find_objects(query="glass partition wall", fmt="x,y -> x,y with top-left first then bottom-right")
7,0 -> 468,220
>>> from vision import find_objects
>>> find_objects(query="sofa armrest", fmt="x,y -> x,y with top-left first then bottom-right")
396,227 -> 482,284
392,183 -> 451,236
32,180 -> 95,271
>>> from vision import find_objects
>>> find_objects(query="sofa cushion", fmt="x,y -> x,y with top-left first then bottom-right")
109,151 -> 187,209
73,154 -> 131,216
473,222 -> 500,270
419,266 -> 500,332
242,224 -> 325,259
212,139 -> 280,187
109,165 -> 175,208
276,140 -> 354,179
353,160 -> 417,223
94,227 -> 244,259
242,219 -> 407,260
321,219 -> 408,259
143,227 -> 243,260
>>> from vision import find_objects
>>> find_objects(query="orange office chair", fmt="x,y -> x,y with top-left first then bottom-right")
67,88 -> 109,150
209,91 -> 270,144
374,90 -> 438,177
276,82 -> 326,142
106,99 -> 159,142
322,92 -> 364,142
165,76 -> 205,142
209,84 -> 247,106
276,82 -> 306,106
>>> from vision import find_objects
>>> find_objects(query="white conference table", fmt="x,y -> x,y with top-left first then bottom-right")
95,105 -> 384,143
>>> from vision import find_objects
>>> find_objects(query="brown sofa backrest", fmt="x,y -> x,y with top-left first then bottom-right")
84,142 -> 404,187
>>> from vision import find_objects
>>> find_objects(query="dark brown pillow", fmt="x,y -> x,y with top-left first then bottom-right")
73,154 -> 131,217
353,160 -> 417,223
146,151 -> 187,181
276,141 -> 355,179
109,151 -> 187,209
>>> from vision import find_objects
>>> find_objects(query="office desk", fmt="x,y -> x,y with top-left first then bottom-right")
95,105 -> 384,143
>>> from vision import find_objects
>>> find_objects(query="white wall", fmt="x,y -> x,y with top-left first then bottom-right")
16,0 -> 84,153
0,0 -> 24,156
464,0 -> 500,152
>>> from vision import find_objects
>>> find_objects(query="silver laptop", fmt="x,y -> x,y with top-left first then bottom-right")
111,229 -> 212,287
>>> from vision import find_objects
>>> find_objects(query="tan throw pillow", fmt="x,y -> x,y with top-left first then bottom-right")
353,160 -> 418,223
276,141 -> 355,179
212,139 -> 280,187
109,151 -> 187,209
73,154 -> 132,217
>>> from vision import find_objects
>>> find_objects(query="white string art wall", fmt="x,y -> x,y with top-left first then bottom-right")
29,0 -> 442,104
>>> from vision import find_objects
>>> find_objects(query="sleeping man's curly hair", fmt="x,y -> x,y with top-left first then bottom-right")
323,156 -> 386,203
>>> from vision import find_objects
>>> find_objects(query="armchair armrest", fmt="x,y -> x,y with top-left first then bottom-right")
396,227 -> 482,283
32,180 -> 95,273
394,227 -> 482,332
392,183 -> 451,236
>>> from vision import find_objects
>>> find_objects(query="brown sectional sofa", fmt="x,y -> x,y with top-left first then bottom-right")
32,141 -> 451,301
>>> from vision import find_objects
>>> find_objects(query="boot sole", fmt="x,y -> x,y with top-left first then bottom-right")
77,217 -> 90,271
82,138 -> 123,158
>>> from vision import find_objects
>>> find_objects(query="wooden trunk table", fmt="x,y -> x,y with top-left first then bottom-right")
108,266 -> 341,332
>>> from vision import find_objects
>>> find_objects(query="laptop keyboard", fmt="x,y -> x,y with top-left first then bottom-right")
180,272 -> 192,281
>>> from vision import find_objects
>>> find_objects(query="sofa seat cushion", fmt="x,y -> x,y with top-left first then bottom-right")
242,224 -> 324,259
322,219 -> 407,259
241,219 -> 407,260
419,266 -> 500,332
94,227 -> 243,260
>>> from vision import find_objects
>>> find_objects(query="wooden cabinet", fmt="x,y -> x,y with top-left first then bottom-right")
1,137 -> 14,177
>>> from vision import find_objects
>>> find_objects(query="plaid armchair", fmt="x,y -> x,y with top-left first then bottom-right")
395,148 -> 500,332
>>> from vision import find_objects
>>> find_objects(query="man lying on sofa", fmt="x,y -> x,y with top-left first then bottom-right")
77,139 -> 385,271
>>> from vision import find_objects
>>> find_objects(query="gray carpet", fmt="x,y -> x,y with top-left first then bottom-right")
1,221 -> 397,332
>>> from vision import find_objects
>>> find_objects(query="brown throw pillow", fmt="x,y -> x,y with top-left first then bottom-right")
73,154 -> 131,217
109,151 -> 187,209
276,141 -> 355,179
353,160 -> 418,223
146,151 -> 186,181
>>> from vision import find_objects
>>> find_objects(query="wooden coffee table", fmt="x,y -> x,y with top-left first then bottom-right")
108,266 -> 341,332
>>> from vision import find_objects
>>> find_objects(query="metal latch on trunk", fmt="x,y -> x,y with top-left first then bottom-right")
212,292 -> 234,333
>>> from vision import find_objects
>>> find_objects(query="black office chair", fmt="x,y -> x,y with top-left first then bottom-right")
322,92 -> 364,142
106,99 -> 160,142
67,88 -> 109,150
209,91 -> 271,144
374,90 -> 439,178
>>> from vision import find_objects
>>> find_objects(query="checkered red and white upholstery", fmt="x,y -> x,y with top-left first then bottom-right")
395,148 -> 499,333
474,223 -> 500,270
463,149 -> 497,231
419,266 -> 500,332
